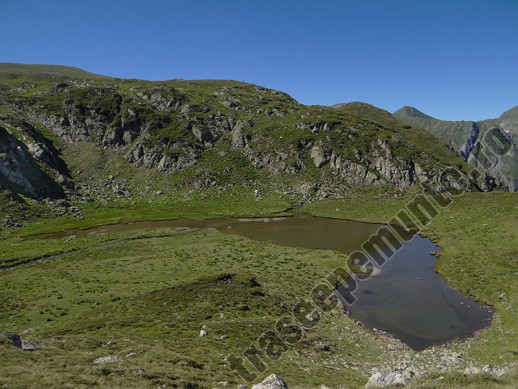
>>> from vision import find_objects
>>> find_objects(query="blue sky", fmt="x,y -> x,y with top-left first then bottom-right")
1,0 -> 517,121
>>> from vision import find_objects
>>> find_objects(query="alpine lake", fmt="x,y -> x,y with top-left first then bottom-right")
25,215 -> 493,350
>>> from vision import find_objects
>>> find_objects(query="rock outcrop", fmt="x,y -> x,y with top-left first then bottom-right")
1,332 -> 45,351
393,105 -> 518,191
251,374 -> 288,389
366,371 -> 412,387
93,355 -> 123,365
0,124 -> 66,199
0,63 -> 495,209
0,332 -> 22,348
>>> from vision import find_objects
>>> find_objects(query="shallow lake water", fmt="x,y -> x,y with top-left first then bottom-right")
335,236 -> 493,350
26,215 -> 492,349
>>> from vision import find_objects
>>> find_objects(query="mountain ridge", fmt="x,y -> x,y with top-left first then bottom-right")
0,63 -> 505,226
0,62 -> 112,81
392,105 -> 518,191
393,106 -> 435,120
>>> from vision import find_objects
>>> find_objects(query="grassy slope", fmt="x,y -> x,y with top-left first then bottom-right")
392,106 -> 518,191
0,63 -> 111,80
334,102 -> 473,175
0,77 -> 463,237
392,106 -> 471,148
0,65 -> 473,190
1,68 -> 516,387
1,226 -> 384,388
0,191 -> 517,388
306,191 -> 518,383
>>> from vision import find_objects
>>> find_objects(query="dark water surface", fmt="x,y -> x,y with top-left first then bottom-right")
335,236 -> 492,350
26,215 -> 492,349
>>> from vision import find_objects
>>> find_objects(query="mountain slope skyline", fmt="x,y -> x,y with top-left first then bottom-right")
2,1 -> 517,122
1,62 -> 488,210
3,62 -> 517,124
393,104 -> 518,191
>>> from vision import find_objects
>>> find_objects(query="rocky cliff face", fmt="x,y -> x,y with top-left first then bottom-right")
460,122 -> 480,161
0,118 -> 68,199
0,64 -> 490,208
393,106 -> 518,191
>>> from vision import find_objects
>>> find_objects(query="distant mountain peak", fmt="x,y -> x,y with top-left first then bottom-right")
331,101 -> 397,124
393,106 -> 435,120
332,101 -> 379,110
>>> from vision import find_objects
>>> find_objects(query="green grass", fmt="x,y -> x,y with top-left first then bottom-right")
0,62 -> 111,81
307,191 -> 518,365
302,185 -> 418,224
1,65 -> 517,388
334,102 -> 474,176
1,191 -> 518,388
408,369 -> 518,389
2,188 -> 290,238
1,63 -> 472,196
1,225 -> 380,388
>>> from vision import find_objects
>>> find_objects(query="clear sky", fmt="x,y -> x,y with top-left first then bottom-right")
1,0 -> 517,121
